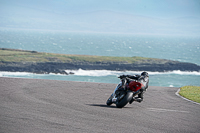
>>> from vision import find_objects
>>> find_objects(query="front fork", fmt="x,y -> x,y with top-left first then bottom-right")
112,92 -> 126,103
113,78 -> 127,94
112,80 -> 127,103
111,80 -> 141,103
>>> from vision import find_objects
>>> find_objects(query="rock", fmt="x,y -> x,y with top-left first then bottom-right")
69,72 -> 75,75
0,60 -> 200,74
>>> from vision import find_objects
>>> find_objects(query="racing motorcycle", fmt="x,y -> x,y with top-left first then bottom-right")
106,76 -> 144,108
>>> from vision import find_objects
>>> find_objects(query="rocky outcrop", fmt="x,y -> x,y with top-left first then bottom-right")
1,48 -> 199,74
0,60 -> 200,74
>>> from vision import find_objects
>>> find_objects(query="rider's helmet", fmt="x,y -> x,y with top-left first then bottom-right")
141,71 -> 148,77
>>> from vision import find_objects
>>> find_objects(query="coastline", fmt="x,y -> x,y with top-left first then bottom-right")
1,61 -> 200,75
1,48 -> 200,74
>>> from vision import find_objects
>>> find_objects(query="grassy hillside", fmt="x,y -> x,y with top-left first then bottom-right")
1,48 -> 200,73
0,48 -> 157,64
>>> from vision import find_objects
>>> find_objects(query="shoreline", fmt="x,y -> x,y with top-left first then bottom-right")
1,48 -> 200,74
1,61 -> 200,75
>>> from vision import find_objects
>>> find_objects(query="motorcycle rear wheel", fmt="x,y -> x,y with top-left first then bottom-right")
116,91 -> 133,108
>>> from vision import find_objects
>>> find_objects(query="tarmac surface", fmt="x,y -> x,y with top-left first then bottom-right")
0,77 -> 200,133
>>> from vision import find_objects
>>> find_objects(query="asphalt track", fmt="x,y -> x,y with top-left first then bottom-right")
0,77 -> 200,133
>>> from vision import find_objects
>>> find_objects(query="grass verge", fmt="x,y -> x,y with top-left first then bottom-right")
179,86 -> 200,103
0,48 -> 156,63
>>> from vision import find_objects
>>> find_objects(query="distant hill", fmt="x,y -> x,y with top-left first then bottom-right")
0,48 -> 200,74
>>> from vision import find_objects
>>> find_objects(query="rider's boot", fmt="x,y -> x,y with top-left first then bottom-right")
135,97 -> 143,103
136,92 -> 143,103
129,97 -> 135,104
129,97 -> 143,104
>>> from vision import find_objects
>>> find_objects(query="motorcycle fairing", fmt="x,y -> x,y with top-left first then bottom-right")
128,81 -> 144,92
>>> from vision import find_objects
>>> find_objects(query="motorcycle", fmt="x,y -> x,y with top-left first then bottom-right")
106,76 -> 144,108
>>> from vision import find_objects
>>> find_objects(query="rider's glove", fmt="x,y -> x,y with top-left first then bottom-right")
119,75 -> 126,79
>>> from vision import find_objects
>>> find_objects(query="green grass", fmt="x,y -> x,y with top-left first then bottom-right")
179,86 -> 200,103
0,48 -> 155,63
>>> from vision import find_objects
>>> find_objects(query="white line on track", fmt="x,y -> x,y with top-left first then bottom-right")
147,108 -> 189,113
175,88 -> 200,105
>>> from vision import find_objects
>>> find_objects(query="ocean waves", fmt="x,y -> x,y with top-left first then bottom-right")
1,30 -> 200,87
65,69 -> 200,76
1,69 -> 200,78
1,70 -> 200,87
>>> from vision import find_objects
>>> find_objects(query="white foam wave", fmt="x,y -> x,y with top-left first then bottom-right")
0,71 -> 34,77
65,69 -> 122,76
169,85 -> 174,87
65,69 -> 200,76
147,70 -> 200,75
1,70 -> 200,78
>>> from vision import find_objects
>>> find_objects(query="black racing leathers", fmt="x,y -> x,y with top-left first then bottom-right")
126,75 -> 149,91
123,74 -> 149,102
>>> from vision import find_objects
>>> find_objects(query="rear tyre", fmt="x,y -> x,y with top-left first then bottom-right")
116,91 -> 133,108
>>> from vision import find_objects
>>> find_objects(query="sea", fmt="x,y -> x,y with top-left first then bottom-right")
0,29 -> 200,87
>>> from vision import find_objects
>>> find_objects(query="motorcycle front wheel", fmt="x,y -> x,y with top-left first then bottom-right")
106,94 -> 113,106
116,91 -> 133,108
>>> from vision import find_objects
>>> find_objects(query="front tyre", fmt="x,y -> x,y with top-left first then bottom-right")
106,94 -> 113,106
116,91 -> 133,108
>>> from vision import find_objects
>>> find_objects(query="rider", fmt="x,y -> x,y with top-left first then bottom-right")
119,71 -> 149,103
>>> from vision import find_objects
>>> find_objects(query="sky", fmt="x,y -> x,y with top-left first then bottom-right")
4,0 -> 198,18
0,0 -> 200,35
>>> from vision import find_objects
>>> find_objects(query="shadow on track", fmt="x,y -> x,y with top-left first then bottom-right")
86,104 -> 133,109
